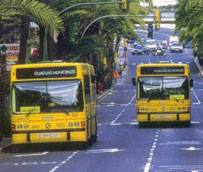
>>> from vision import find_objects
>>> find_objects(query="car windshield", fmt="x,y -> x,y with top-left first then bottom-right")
136,46 -> 142,49
172,43 -> 181,46
146,40 -> 156,45
12,80 -> 84,113
137,76 -> 189,100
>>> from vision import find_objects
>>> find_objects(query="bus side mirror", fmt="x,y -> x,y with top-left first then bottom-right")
132,78 -> 136,86
190,79 -> 193,87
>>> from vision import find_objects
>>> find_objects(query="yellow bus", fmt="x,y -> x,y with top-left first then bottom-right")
10,62 -> 97,148
132,62 -> 193,127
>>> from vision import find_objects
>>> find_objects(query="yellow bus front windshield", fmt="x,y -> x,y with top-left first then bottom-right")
137,76 -> 189,100
12,80 -> 84,113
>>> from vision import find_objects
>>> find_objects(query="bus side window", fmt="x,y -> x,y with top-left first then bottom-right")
84,75 -> 91,103
91,75 -> 96,102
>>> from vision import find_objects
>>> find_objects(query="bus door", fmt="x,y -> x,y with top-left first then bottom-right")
90,75 -> 97,136
84,75 -> 92,139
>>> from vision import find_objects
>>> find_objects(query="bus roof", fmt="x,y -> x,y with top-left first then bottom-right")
136,63 -> 189,76
11,62 -> 90,69
10,62 -> 94,81
137,62 -> 188,67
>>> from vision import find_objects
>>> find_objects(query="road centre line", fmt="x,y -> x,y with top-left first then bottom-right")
111,109 -> 126,125
143,129 -> 161,172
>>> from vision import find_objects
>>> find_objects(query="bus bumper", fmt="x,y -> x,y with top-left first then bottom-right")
12,129 -> 86,144
137,113 -> 191,122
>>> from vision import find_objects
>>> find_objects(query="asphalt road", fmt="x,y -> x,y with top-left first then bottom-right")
0,28 -> 203,172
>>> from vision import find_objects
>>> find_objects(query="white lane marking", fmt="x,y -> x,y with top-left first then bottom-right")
49,151 -> 78,172
22,162 -> 38,165
160,141 -> 201,146
13,151 -> 49,157
128,94 -> 136,105
111,109 -> 126,125
99,121 -> 138,126
130,122 -> 138,125
41,162 -> 57,165
4,161 -> 57,166
144,162 -> 151,172
121,104 -> 129,106
181,147 -> 201,151
192,88 -> 201,104
86,148 -> 124,154
106,105 -> 115,107
111,123 -> 121,126
191,121 -> 200,124
143,129 -> 161,172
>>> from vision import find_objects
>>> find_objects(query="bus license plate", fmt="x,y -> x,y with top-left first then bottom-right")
156,114 -> 172,118
38,133 -> 59,138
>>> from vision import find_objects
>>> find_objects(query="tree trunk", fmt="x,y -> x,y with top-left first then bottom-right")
18,17 -> 29,64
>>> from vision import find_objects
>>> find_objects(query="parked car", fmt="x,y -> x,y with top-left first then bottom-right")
131,45 -> 149,55
170,42 -> 183,53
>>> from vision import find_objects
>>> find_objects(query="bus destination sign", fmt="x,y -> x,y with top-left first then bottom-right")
141,66 -> 185,75
16,66 -> 77,79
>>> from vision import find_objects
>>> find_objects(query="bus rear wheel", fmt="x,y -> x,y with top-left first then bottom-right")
92,133 -> 97,143
138,122 -> 147,128
184,121 -> 191,127
80,140 -> 89,150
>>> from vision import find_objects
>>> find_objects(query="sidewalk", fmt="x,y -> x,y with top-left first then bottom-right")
0,137 -> 11,153
193,57 -> 203,77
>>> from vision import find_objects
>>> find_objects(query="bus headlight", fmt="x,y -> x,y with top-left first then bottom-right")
68,122 -> 73,127
17,124 -> 23,129
24,124 -> 29,129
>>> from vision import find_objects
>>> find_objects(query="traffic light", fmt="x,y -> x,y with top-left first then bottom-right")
148,24 -> 153,39
155,8 -> 160,30
119,0 -> 130,12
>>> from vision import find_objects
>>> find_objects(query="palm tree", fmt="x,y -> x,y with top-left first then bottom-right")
0,0 -> 64,63
0,0 -> 64,139
59,0 -> 152,62
175,0 -> 203,60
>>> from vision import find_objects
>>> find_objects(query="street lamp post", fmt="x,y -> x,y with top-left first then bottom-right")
81,14 -> 142,39
59,2 -> 123,16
